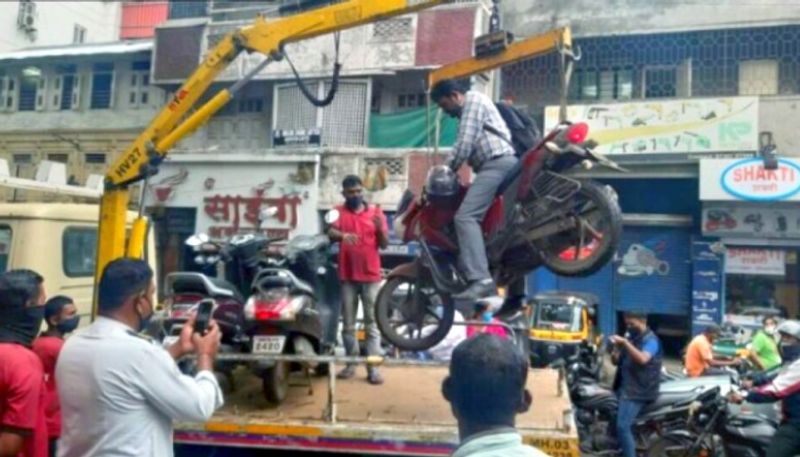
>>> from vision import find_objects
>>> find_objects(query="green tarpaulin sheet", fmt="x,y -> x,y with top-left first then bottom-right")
368,106 -> 458,148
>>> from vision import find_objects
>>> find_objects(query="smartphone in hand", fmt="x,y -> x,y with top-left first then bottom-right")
194,299 -> 214,335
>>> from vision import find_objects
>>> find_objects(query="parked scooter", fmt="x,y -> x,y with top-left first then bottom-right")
244,232 -> 339,403
158,231 -> 268,385
645,386 -> 777,457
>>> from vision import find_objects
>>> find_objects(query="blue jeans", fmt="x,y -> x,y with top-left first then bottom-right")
616,398 -> 646,457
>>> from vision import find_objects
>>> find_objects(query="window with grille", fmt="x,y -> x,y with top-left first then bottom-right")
364,157 -> 405,177
48,154 -> 68,163
129,61 -> 151,108
644,67 -> 677,98
85,153 -> 105,164
54,64 -> 77,110
90,62 -> 114,109
238,97 -> 264,113
739,59 -> 778,96
274,80 -> 368,147
373,17 -> 413,41
397,93 -> 427,110
569,68 -> 633,101
322,81 -> 368,147
13,154 -> 32,164
18,68 -> 41,111
503,25 -> 800,110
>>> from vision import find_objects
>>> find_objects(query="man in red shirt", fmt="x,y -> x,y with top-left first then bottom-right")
32,296 -> 79,457
328,175 -> 389,385
0,269 -> 48,457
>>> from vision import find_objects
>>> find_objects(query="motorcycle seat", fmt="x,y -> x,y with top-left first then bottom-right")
167,272 -> 243,302
253,268 -> 315,297
641,385 -> 711,415
496,160 -> 523,196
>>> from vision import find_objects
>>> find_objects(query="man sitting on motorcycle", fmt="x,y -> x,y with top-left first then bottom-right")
731,320 -> 800,457
430,79 -> 517,301
685,324 -> 741,377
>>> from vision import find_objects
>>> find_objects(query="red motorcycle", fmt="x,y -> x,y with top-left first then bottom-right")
375,122 -> 625,351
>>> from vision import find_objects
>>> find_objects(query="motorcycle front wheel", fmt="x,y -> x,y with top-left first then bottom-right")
535,180 -> 622,277
375,276 -> 455,352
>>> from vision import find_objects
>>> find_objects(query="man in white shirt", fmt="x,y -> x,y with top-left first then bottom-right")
56,258 -> 223,457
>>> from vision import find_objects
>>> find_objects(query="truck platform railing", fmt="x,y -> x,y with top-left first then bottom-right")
189,320 -> 576,431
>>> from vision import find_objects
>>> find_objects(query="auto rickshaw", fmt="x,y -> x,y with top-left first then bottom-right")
528,291 -> 598,367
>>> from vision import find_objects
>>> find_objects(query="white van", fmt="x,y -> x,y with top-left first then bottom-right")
0,203 -> 157,323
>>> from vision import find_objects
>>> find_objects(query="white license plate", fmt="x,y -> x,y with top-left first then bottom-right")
162,336 -> 179,348
252,336 -> 286,354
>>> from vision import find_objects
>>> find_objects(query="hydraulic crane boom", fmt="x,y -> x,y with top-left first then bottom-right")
94,0 -> 447,316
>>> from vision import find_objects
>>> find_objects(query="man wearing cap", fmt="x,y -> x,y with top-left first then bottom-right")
684,324 -> 740,377
609,311 -> 662,457
731,320 -> 800,457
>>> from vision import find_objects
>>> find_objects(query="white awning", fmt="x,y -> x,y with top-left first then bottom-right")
0,40 -> 152,62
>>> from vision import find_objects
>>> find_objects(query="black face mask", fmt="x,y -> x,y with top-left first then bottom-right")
445,105 -> 463,119
56,316 -> 80,334
136,297 -> 154,333
781,343 -> 800,363
345,196 -> 363,211
626,325 -> 641,338
0,305 -> 45,347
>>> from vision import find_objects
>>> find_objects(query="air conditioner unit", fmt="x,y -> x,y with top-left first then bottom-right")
17,2 -> 37,32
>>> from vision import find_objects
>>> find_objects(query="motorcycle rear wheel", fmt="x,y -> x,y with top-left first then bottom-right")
535,180 -> 622,277
375,276 -> 455,352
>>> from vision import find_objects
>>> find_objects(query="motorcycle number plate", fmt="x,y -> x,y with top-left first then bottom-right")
252,336 -> 286,354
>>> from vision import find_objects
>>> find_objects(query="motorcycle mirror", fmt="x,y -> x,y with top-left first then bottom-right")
186,233 -> 210,247
259,206 -> 278,221
324,209 -> 340,225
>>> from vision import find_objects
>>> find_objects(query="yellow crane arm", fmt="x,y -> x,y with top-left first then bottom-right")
427,27 -> 572,88
95,0 -> 447,315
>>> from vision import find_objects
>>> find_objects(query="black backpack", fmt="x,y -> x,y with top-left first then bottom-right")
485,103 -> 541,157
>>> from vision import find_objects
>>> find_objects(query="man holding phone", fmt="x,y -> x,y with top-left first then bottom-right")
56,258 -> 224,457
609,311 -> 662,457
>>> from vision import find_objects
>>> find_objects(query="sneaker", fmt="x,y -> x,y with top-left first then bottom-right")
452,279 -> 497,301
337,364 -> 356,380
367,367 -> 384,385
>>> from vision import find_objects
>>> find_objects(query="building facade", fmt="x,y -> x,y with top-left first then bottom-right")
141,0 -> 490,282
503,1 -> 800,343
0,40 -> 165,201
0,1 -> 123,53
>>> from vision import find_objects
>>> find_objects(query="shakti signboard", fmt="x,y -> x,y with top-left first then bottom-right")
700,158 -> 800,202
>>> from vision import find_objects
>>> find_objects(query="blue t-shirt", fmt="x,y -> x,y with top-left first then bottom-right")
619,332 -> 660,399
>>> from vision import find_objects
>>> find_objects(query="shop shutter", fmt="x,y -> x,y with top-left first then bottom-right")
614,226 -> 692,316
556,262 -> 616,336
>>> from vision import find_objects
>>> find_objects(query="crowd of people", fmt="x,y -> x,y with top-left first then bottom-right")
0,261 -> 545,457
608,310 -> 800,457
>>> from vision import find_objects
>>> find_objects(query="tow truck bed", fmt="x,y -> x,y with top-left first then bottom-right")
174,366 -> 578,456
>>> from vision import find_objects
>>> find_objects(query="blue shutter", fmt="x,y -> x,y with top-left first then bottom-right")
614,227 -> 692,316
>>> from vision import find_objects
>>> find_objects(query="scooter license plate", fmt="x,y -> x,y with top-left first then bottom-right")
252,336 -> 286,354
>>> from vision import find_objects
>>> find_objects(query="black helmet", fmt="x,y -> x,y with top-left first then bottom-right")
425,165 -> 460,198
